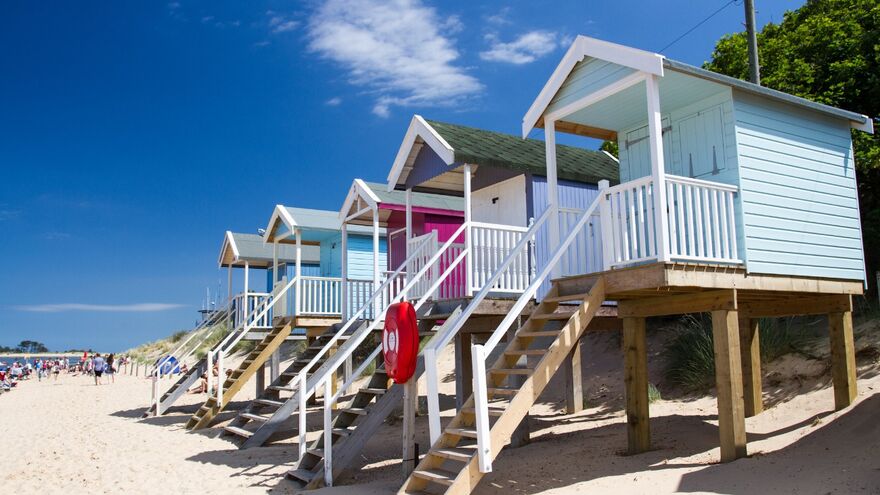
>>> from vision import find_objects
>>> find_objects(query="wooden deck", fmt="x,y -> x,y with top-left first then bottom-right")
553,261 -> 860,464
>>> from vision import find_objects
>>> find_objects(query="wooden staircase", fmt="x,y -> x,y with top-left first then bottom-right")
288,307 -> 462,489
185,321 -> 293,430
142,357 -> 207,418
399,278 -> 606,494
222,325 -> 341,443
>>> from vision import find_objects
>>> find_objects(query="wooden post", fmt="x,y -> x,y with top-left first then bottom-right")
738,317 -> 763,417
464,163 -> 473,297
646,74 -> 670,262
564,338 -> 583,414
401,378 -> 418,477
829,310 -> 857,411
255,362 -> 265,396
623,317 -> 650,454
711,309 -> 747,462
544,120 -> 560,279
454,332 -> 472,410
270,349 -> 280,382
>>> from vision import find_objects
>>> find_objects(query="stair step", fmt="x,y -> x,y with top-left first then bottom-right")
432,447 -> 476,462
240,412 -> 270,423
340,407 -> 368,416
461,406 -> 505,417
517,329 -> 561,338
504,349 -> 547,356
287,468 -> 315,483
544,292 -> 592,302
306,448 -> 324,457
489,368 -> 533,376
446,427 -> 479,439
533,311 -> 576,320
359,387 -> 387,395
487,387 -> 518,397
268,385 -> 296,392
223,425 -> 254,438
332,427 -> 354,437
412,468 -> 458,486
254,398 -> 284,408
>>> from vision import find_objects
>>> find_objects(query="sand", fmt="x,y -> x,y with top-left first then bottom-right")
2,329 -> 879,495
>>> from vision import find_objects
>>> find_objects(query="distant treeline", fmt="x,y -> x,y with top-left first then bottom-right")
0,340 -> 49,353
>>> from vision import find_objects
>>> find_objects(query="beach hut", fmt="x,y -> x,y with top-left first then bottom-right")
186,207 -> 389,431
400,35 -> 874,494
279,125 -> 617,489
227,184 -> 464,452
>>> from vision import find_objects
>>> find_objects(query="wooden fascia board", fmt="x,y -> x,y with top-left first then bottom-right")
617,289 -> 737,317
739,295 -> 852,318
387,115 -> 455,190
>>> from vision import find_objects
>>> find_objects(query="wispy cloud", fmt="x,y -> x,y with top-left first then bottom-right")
0,208 -> 21,221
42,232 -> 71,241
485,7 -> 512,26
253,40 -> 271,48
15,303 -> 186,313
267,10 -> 299,33
480,30 -> 559,64
325,97 -> 343,106
307,0 -> 482,117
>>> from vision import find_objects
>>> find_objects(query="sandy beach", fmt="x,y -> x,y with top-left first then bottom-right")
3,331 -> 880,494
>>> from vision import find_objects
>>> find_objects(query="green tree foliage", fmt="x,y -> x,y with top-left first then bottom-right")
600,139 -> 619,158
16,340 -> 49,353
705,0 -> 880,289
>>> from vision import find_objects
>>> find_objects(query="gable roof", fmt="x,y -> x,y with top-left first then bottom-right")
218,231 -> 319,268
387,115 -> 620,190
522,35 -> 873,138
340,178 -> 464,226
264,205 -> 374,242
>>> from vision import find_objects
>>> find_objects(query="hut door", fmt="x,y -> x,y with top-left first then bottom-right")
622,117 -> 671,181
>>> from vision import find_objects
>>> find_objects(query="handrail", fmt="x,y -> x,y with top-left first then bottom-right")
469,221 -> 531,233
666,173 -> 739,192
471,194 -> 602,473
150,301 -> 230,377
315,234 -> 469,487
423,207 -> 552,444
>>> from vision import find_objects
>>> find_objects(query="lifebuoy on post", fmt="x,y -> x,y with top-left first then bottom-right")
382,302 -> 418,384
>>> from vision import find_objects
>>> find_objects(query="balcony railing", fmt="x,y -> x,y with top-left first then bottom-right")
230,292 -> 272,329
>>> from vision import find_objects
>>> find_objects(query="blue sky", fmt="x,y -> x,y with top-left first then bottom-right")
0,0 -> 805,351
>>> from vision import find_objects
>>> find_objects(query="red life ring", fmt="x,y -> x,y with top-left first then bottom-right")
383,302 -> 418,384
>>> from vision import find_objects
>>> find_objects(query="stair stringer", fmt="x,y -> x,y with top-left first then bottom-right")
400,278 -> 606,494
300,306 -> 464,489
240,320 -> 371,449
223,325 -> 340,440
142,358 -> 207,418
186,321 -> 293,430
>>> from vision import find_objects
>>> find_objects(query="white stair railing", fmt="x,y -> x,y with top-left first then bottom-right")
471,195 -> 602,473
470,222 -> 532,294
422,208 -> 551,445
231,292 -> 272,328
210,275 -> 301,406
150,302 -> 231,415
313,223 -> 470,487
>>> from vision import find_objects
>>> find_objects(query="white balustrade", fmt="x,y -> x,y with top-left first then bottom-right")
231,292 -> 272,328
665,175 -> 740,263
298,276 -> 342,315
470,222 -> 531,293
600,176 -> 657,268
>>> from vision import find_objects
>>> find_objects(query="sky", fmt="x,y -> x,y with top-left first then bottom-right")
0,0 -> 807,351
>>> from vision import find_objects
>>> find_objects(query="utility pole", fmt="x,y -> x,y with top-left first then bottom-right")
744,0 -> 760,85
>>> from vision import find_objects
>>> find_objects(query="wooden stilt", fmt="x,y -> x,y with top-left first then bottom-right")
255,362 -> 266,396
270,349 -> 280,381
738,316 -> 763,417
401,378 -> 418,477
307,335 -> 317,406
711,309 -> 747,462
454,332 -> 472,411
564,338 -> 584,414
829,309 -> 857,411
623,317 -> 649,454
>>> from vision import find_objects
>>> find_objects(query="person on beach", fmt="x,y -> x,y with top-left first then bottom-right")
92,353 -> 105,385
106,354 -> 115,383
52,360 -> 60,381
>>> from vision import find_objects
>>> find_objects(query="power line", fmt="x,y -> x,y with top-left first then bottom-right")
659,0 -> 742,53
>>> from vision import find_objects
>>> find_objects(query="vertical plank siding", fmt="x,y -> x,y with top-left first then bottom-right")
545,57 -> 637,117
733,92 -> 865,281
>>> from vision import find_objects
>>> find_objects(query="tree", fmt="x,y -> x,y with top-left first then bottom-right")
16,340 -> 49,353
705,0 -> 880,293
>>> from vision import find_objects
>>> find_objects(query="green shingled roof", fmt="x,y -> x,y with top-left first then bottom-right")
425,119 -> 619,184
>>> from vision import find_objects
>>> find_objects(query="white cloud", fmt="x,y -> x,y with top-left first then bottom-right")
267,11 -> 299,33
15,303 -> 186,313
480,30 -> 559,64
325,97 -> 343,106
307,0 -> 482,117
201,15 -> 214,23
42,232 -> 71,240
485,7 -> 512,25
253,40 -> 271,47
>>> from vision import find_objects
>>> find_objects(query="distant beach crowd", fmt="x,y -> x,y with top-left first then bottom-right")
0,353 -> 132,392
